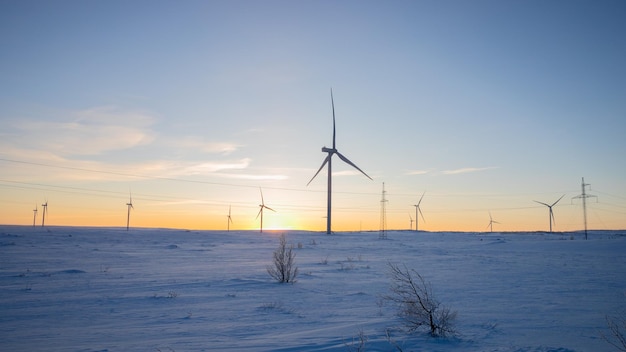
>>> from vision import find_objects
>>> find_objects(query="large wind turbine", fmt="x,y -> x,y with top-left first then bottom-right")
412,192 -> 426,232
41,200 -> 48,227
534,194 -> 564,233
256,188 -> 275,233
126,193 -> 134,231
32,205 -> 38,227
227,205 -> 233,232
307,89 -> 373,234
487,212 -> 499,232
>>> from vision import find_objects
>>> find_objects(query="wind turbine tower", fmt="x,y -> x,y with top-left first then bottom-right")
227,206 -> 233,232
32,205 -> 38,227
308,89 -> 373,234
41,200 -> 48,227
487,212 -> 499,232
534,194 -> 564,233
256,188 -> 275,233
379,182 -> 388,239
572,177 -> 597,240
412,192 -> 426,232
409,213 -> 414,231
126,193 -> 134,231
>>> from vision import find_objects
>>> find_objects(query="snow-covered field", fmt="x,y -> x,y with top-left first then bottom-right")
1,226 -> 625,351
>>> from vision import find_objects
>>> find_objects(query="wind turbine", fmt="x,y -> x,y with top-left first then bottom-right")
534,195 -> 564,233
307,89 -> 373,234
412,192 -> 426,232
409,213 -> 414,231
256,188 -> 275,233
126,193 -> 134,231
487,212 -> 499,232
32,205 -> 38,227
227,205 -> 233,232
41,199 -> 48,227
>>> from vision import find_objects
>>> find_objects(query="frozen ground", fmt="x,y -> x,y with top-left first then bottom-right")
1,226 -> 625,351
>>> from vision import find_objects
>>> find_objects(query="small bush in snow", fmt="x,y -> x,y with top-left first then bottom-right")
344,328 -> 368,352
384,262 -> 457,337
267,234 -> 298,283
602,314 -> 626,351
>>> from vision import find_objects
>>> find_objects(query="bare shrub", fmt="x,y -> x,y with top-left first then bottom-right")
267,234 -> 298,283
602,314 -> 626,351
383,262 -> 457,337
345,328 -> 368,352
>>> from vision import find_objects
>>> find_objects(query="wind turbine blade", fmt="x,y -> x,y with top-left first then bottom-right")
551,194 -> 565,207
259,188 -> 264,205
307,155 -> 331,186
418,207 -> 426,223
336,152 -> 373,180
256,206 -> 263,219
534,200 -> 550,207
418,191 -> 425,205
550,209 -> 555,224
331,88 -> 336,150
264,205 -> 276,212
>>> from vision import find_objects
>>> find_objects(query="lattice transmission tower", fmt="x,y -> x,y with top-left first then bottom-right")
572,177 -> 597,240
379,182 -> 388,239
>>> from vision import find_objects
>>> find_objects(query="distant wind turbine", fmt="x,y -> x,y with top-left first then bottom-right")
412,192 -> 426,232
32,205 -> 38,227
41,200 -> 48,227
487,212 -> 499,232
534,195 -> 564,233
126,193 -> 134,231
256,188 -> 275,233
227,205 -> 233,232
307,89 -> 373,234
409,213 -> 414,231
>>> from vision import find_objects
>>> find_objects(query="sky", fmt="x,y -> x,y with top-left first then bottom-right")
1,0 -> 625,232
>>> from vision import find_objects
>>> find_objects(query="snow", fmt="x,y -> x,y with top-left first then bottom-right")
1,226 -> 625,351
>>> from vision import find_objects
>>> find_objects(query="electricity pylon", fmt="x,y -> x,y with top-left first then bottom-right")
572,177 -> 597,240
379,182 -> 388,239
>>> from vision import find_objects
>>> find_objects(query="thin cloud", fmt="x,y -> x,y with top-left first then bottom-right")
215,173 -> 289,181
5,106 -> 156,157
201,142 -> 241,154
333,170 -> 363,177
406,170 -> 431,176
168,137 -> 242,155
441,166 -> 499,175
176,159 -> 251,175
141,159 -> 289,181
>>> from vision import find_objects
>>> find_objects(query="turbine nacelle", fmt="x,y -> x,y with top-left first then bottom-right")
322,147 -> 337,153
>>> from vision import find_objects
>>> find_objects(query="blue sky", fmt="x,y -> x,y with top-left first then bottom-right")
1,0 -> 625,231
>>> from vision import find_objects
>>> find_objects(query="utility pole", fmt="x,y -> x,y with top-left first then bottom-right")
572,177 -> 597,240
379,182 -> 388,239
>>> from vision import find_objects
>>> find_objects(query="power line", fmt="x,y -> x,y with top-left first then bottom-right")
0,157 -> 375,196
